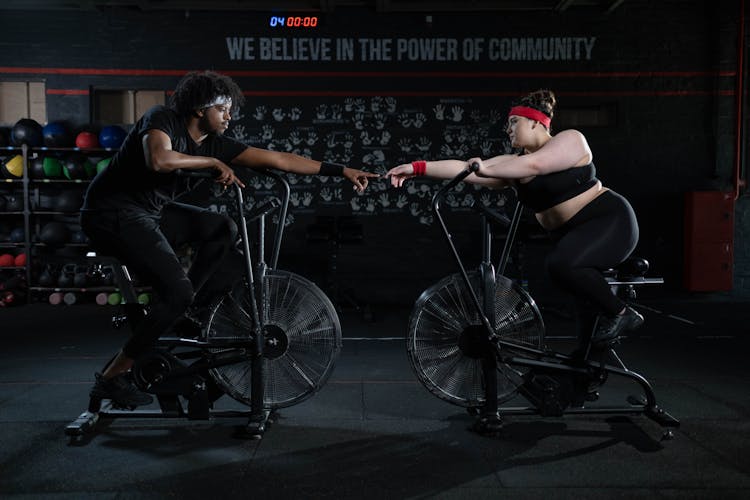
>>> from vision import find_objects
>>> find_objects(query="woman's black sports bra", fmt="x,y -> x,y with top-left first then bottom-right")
514,161 -> 598,212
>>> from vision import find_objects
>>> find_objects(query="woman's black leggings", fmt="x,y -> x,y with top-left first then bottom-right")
81,202 -> 238,359
545,190 -> 639,319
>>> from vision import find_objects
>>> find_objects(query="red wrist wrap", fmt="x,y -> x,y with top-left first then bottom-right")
411,160 -> 427,176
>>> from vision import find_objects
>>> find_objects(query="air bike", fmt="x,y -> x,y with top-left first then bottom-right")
406,164 -> 680,440
66,169 -> 341,440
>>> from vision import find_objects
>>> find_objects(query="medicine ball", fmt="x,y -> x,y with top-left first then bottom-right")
42,156 -> 64,178
11,118 -> 43,147
14,253 -> 26,267
0,254 -> 14,267
42,121 -> 73,148
95,157 -> 111,174
70,229 -> 88,244
30,156 -> 45,179
75,131 -> 99,149
99,125 -> 127,149
9,227 -> 25,243
55,189 -> 83,212
1,155 -> 24,179
0,128 -> 8,147
5,194 -> 23,212
62,154 -> 92,180
39,221 -> 69,246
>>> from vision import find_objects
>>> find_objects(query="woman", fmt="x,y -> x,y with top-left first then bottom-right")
386,89 -> 642,349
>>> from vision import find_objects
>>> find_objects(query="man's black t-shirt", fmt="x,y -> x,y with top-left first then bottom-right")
83,105 -> 247,213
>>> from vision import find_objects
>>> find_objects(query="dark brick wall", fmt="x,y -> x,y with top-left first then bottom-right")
0,0 -> 746,300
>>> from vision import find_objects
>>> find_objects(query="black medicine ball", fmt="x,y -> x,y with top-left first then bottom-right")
39,222 -> 70,246
5,195 -> 23,212
11,119 -> 43,147
9,227 -> 25,243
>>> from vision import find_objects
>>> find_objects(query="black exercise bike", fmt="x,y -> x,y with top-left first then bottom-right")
406,164 -> 680,440
66,169 -> 341,439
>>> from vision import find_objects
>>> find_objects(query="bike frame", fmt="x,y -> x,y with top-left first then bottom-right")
430,166 -> 679,435
66,168 -> 291,439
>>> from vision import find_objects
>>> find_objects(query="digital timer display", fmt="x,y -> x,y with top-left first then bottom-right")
269,16 -> 319,28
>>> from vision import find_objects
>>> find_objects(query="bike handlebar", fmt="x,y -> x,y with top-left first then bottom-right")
174,168 -> 218,179
431,162 -> 480,213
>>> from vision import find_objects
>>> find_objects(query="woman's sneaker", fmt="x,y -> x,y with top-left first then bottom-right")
592,306 -> 644,345
90,372 -> 153,409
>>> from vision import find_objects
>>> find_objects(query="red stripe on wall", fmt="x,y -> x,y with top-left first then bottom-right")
240,90 -> 735,97
0,66 -> 737,79
43,89 -> 735,97
46,89 -> 89,95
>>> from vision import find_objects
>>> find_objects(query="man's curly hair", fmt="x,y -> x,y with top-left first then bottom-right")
169,70 -> 245,118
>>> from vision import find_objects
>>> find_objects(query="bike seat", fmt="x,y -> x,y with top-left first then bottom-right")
603,257 -> 663,286
603,257 -> 649,280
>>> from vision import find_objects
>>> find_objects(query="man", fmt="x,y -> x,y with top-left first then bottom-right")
81,70 -> 378,407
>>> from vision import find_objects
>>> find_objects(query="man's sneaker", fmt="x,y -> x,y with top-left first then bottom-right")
591,306 -> 644,345
169,313 -> 203,339
90,372 -> 153,409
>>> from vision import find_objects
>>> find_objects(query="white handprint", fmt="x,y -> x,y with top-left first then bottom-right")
398,138 -> 413,153
253,106 -> 267,120
418,214 -> 433,226
416,137 -> 432,152
272,108 -> 286,122
385,97 -> 397,113
433,104 -> 445,120
306,131 -> 318,146
413,112 -> 427,128
373,113 -> 386,130
261,125 -> 274,141
409,202 -> 421,217
360,131 -> 373,146
379,130 -> 391,146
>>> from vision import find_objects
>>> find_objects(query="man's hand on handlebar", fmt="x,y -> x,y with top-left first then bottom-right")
343,167 -> 380,193
213,161 -> 245,189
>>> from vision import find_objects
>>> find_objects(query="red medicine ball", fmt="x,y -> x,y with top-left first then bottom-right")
0,254 -> 14,267
75,131 -> 99,149
14,253 -> 26,266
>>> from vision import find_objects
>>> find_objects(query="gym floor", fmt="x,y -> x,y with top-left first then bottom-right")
1,295 -> 749,499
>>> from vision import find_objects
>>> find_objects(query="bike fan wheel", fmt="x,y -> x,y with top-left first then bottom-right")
205,269 -> 341,408
407,272 -> 545,407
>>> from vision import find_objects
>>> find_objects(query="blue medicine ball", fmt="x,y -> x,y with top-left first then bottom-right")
42,121 -> 73,148
98,125 -> 127,149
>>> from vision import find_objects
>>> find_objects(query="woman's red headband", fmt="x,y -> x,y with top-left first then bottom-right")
508,106 -> 551,128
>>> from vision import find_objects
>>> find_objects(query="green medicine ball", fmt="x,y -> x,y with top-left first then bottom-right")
96,157 -> 111,175
42,157 -> 64,178
107,292 -> 122,306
